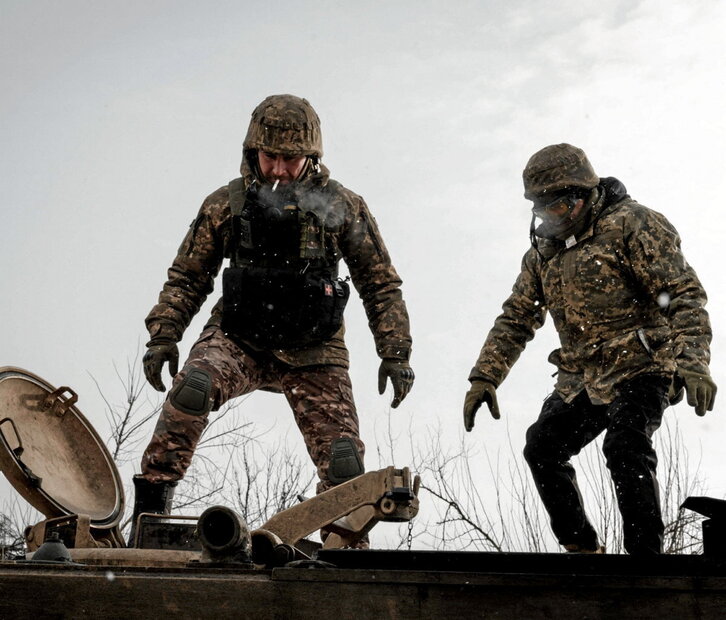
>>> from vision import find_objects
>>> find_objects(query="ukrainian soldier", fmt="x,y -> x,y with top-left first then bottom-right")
463,144 -> 716,555
129,95 -> 413,545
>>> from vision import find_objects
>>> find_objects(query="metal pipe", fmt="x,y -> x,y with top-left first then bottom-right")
249,528 -> 283,566
197,506 -> 252,564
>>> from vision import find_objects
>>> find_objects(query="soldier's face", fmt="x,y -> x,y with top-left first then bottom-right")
258,151 -> 307,185
531,190 -> 591,241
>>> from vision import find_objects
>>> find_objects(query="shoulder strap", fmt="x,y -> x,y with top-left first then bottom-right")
228,177 -> 246,217
227,178 -> 248,261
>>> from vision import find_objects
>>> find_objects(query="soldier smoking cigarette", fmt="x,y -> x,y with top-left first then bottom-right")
132,94 -> 414,550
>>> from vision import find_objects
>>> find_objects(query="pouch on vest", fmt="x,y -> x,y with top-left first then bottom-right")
221,266 -> 350,349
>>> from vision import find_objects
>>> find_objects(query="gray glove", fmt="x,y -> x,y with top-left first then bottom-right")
143,342 -> 179,392
463,379 -> 500,432
378,359 -> 415,408
677,368 -> 717,416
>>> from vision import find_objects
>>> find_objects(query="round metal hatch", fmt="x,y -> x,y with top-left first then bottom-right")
0,366 -> 124,528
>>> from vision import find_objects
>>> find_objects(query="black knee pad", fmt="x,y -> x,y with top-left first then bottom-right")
170,369 -> 213,416
328,437 -> 364,484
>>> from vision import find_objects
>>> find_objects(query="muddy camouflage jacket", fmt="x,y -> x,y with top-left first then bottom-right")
145,163 -> 411,368
470,183 -> 711,404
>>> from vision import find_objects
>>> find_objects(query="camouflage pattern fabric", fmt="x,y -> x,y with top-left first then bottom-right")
284,363 -> 363,494
523,143 -> 599,199
145,159 -> 412,367
243,94 -> 323,157
470,190 -> 712,405
141,326 -> 364,492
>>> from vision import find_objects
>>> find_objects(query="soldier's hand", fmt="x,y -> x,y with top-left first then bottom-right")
677,368 -> 717,416
378,359 -> 415,408
143,342 -> 179,392
463,380 -> 500,432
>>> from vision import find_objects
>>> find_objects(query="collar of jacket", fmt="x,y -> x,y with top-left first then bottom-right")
532,176 -> 630,260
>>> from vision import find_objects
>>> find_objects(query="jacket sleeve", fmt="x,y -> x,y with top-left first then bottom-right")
469,249 -> 547,386
624,206 -> 712,374
145,189 -> 230,345
339,195 -> 412,360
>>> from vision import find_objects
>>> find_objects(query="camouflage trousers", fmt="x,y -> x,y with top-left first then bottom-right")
141,326 -> 364,494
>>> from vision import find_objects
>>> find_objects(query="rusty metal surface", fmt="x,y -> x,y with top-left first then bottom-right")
318,548 -> 726,576
25,514 -> 125,552
136,513 -> 201,551
66,548 -> 200,567
2,556 -> 726,619
0,367 -> 123,528
257,466 -> 419,548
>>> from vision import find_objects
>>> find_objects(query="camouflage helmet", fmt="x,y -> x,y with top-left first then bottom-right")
522,144 -> 599,199
243,94 -> 323,158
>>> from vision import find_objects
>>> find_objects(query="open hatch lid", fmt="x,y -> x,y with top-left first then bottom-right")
0,366 -> 124,528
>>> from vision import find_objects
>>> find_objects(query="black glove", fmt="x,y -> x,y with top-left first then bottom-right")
677,368 -> 717,416
378,359 -> 415,408
463,379 -> 500,432
143,342 -> 179,392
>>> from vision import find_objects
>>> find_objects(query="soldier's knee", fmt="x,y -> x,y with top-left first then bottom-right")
169,368 -> 213,416
523,440 -> 539,465
523,427 -> 548,465
328,437 -> 364,484
603,428 -> 651,463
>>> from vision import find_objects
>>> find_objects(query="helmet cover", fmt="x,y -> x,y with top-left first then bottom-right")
523,143 -> 599,199
243,94 -> 323,157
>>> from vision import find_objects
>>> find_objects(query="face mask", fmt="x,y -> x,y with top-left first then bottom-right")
531,192 -> 592,241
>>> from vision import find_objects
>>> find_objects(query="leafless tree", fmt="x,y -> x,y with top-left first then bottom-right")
0,498 -> 40,560
91,355 -> 314,533
89,353 -> 161,465
578,416 -> 706,555
386,410 -> 707,554
169,406 -> 315,527
225,436 -> 315,527
0,361 -> 712,556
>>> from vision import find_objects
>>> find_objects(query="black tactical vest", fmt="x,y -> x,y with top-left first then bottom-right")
221,177 -> 350,349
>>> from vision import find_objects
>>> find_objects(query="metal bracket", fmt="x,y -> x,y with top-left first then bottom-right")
0,417 -> 42,487
24,514 -> 125,552
0,417 -> 24,457
251,466 -> 420,559
42,387 -> 78,418
136,513 -> 201,551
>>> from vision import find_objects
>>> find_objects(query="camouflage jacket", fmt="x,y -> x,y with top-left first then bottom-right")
145,164 -> 411,368
470,184 -> 711,404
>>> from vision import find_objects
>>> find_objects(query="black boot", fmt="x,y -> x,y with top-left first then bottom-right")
127,475 -> 177,548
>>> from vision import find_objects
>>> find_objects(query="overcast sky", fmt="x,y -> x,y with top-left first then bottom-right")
2,0 -> 725,547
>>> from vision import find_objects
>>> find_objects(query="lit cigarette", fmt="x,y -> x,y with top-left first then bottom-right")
272,180 -> 279,192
